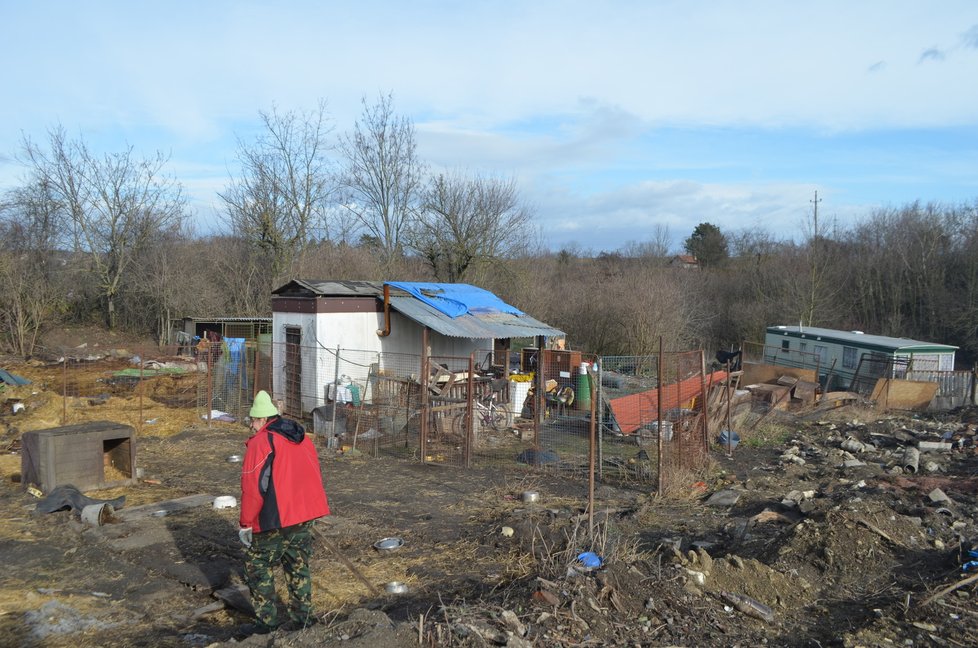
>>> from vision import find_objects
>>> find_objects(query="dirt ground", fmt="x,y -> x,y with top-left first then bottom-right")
2,347 -> 978,647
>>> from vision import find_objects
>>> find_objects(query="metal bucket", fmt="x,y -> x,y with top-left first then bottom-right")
80,503 -> 114,526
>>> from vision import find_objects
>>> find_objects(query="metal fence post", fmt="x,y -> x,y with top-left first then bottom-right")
62,354 -> 67,426
657,337 -> 663,493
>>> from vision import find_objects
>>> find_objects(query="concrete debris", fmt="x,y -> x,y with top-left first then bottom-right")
928,488 -> 951,504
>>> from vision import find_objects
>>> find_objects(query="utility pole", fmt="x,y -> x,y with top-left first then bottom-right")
810,190 -> 821,237
807,190 -> 823,327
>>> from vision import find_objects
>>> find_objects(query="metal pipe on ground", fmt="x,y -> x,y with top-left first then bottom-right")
903,446 -> 920,474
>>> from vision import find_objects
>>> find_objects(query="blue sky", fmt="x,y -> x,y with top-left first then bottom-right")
2,1 -> 977,253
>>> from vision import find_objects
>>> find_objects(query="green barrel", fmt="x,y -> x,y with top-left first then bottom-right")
575,364 -> 591,410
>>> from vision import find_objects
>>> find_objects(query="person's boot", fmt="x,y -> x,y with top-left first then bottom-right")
233,621 -> 275,639
279,616 -> 319,632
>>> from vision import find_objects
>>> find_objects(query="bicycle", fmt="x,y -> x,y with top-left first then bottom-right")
452,390 -> 512,435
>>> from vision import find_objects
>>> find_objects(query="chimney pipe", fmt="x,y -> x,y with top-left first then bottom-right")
377,284 -> 392,337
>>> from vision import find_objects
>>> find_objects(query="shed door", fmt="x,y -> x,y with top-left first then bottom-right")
285,326 -> 302,417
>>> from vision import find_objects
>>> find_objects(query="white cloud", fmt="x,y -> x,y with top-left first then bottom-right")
1,1 -> 977,253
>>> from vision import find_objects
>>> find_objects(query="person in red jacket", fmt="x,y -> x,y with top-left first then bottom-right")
238,390 -> 330,636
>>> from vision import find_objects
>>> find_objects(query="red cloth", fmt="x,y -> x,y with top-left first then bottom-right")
240,417 -> 330,532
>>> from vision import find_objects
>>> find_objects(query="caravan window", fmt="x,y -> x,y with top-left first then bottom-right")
910,354 -> 940,371
814,345 -> 828,365
781,340 -> 790,352
843,346 -> 858,369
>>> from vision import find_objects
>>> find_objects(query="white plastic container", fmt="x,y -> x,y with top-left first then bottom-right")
648,421 -> 673,442
213,495 -> 237,509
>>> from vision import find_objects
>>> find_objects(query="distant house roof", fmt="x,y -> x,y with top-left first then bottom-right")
272,279 -> 564,340
766,326 -> 958,354
670,254 -> 699,268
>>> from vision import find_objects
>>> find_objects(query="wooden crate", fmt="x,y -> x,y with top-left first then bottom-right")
21,421 -> 136,492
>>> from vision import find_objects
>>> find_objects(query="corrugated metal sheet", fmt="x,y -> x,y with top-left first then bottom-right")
609,370 -> 727,435
390,295 -> 563,339
273,280 -> 384,297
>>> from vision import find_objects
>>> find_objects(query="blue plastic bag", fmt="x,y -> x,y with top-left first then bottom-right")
577,551 -> 603,570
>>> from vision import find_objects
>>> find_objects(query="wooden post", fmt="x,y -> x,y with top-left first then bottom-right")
420,328 -> 429,463
699,350 -> 708,454
534,335 -> 545,458
465,353 -> 474,468
206,344 -> 213,426
138,348 -> 144,435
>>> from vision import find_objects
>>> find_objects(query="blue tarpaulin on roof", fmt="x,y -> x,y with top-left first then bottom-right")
386,282 -> 525,319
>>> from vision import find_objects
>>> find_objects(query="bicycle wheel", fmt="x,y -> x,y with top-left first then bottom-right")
488,403 -> 512,431
451,411 -> 470,436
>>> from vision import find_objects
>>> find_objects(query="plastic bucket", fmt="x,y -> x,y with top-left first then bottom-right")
718,429 -> 740,450
649,421 -> 673,442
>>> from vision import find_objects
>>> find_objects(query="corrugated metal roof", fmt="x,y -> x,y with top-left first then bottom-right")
182,316 -> 272,322
390,295 -> 563,339
273,280 -> 383,297
272,279 -> 563,340
767,326 -> 958,352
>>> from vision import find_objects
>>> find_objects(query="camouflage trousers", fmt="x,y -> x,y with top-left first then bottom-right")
244,521 -> 315,629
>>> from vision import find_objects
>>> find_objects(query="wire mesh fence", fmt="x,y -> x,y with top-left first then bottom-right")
597,351 -> 715,490
22,337 -> 743,494
192,342 -> 721,491
25,345 -> 205,436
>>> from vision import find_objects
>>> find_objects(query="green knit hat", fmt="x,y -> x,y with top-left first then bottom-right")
249,390 -> 278,418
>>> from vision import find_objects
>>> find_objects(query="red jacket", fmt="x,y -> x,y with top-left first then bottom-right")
240,416 -> 330,532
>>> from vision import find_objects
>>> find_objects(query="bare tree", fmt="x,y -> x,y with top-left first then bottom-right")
220,102 -> 336,284
621,224 -> 672,261
409,172 -> 534,282
0,181 -> 69,356
339,94 -> 425,273
20,127 -> 186,329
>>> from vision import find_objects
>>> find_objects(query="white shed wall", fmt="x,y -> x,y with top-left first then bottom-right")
273,308 -> 489,414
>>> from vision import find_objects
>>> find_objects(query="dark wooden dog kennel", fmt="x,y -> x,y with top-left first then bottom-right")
21,420 -> 137,492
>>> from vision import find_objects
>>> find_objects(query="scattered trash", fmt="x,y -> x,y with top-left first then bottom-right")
202,410 -> 236,423
500,526 -> 514,537
213,496 -> 237,509
373,537 -> 404,552
34,485 -> 125,515
12,401 -> 25,414
532,589 -> 560,605
385,581 -> 408,594
718,429 -> 740,451
842,437 -> 868,453
720,591 -> 775,623
80,503 -> 114,526
902,446 -> 920,473
705,489 -> 741,507
961,550 -> 978,572
576,551 -> 603,571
